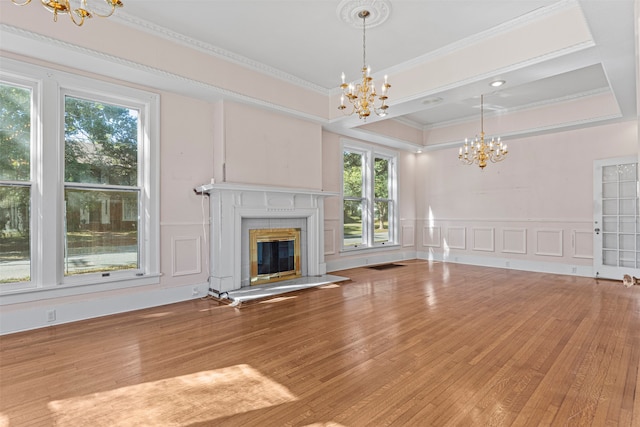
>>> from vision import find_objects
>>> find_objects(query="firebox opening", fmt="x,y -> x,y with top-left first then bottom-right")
250,228 -> 301,285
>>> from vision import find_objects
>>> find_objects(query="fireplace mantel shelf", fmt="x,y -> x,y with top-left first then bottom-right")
195,182 -> 339,198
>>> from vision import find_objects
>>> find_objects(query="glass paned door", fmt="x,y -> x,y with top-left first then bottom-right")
594,157 -> 640,279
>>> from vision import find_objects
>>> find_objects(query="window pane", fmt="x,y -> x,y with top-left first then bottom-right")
64,96 -> 139,186
0,185 -> 30,283
343,199 -> 363,247
343,151 -> 363,198
374,157 -> 389,199
0,83 -> 31,181
374,200 -> 389,243
64,188 -> 139,276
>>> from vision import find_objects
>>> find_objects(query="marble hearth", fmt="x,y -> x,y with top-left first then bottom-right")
195,182 -> 340,294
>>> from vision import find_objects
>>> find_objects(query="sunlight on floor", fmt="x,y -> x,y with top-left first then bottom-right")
0,413 -> 8,427
47,364 -> 297,426
259,296 -> 298,304
138,311 -> 173,319
302,423 -> 347,427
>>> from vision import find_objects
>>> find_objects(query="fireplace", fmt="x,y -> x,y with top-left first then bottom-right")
250,228 -> 301,285
194,182 -> 339,294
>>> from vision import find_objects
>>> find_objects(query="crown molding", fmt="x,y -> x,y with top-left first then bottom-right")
423,87 -> 612,131
111,11 -> 329,96
0,24 -> 329,126
380,0 -> 581,77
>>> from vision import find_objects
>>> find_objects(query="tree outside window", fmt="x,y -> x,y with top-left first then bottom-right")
342,142 -> 397,249
0,83 -> 31,283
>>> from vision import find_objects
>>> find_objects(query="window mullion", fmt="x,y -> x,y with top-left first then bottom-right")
364,150 -> 374,247
37,76 -> 64,287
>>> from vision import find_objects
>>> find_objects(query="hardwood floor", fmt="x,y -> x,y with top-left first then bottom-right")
1,260 -> 639,426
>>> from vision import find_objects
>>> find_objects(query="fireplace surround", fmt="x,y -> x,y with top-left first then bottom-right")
195,182 -> 339,295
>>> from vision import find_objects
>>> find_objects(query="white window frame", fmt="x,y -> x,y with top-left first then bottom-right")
341,139 -> 398,252
0,58 -> 160,303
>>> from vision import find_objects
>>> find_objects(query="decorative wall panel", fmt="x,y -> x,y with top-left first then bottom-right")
472,228 -> 495,252
402,225 -> 415,247
502,228 -> 527,254
535,229 -> 563,257
573,229 -> 593,259
172,236 -> 201,276
446,227 -> 466,249
324,226 -> 336,255
423,226 -> 441,247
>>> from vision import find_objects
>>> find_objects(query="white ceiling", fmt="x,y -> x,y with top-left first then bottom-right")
112,0 -> 635,140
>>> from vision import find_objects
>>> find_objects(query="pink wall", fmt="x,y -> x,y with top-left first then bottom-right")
220,102 -> 323,189
416,120 -> 637,270
322,130 -> 417,267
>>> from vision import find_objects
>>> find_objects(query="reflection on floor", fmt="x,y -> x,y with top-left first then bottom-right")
215,274 -> 350,305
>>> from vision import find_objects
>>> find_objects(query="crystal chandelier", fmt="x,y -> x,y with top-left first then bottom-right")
11,0 -> 123,26
338,10 -> 391,120
458,94 -> 508,169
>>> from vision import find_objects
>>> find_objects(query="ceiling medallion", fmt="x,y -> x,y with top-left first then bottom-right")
337,0 -> 392,29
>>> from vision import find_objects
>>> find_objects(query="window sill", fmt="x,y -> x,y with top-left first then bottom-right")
340,243 -> 401,255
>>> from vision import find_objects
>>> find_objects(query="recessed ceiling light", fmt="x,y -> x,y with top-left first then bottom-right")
490,80 -> 506,87
422,97 -> 443,105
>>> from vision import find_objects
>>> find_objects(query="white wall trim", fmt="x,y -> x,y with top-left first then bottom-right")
472,227 -> 495,252
535,229 -> 564,257
502,228 -> 527,254
423,226 -> 441,247
1,282 -> 210,335
446,226 -> 466,250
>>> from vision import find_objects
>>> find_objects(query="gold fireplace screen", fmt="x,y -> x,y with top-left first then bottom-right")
249,228 -> 301,285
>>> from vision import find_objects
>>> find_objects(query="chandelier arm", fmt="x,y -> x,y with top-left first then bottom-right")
337,9 -> 390,120
458,93 -> 508,169
91,0 -> 121,18
12,0 -> 123,25
67,1 -> 88,26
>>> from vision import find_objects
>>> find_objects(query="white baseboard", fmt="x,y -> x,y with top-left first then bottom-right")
0,282 -> 210,335
327,250 -> 594,278
3,252 -> 594,335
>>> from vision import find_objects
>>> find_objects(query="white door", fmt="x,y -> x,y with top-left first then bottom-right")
594,156 -> 640,279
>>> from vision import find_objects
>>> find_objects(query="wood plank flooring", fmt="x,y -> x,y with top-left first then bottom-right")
1,260 -> 639,426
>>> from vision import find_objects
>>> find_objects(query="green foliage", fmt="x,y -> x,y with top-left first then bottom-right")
64,96 -> 138,186
0,83 -> 30,181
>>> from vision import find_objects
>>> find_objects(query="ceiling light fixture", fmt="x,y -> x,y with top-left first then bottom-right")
338,10 -> 391,120
11,0 -> 123,26
490,80 -> 506,87
458,94 -> 508,170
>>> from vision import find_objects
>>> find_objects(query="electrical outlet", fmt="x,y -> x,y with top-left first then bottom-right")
46,309 -> 56,322
192,287 -> 199,296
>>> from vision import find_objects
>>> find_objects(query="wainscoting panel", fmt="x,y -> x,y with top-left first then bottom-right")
573,229 -> 593,259
446,227 -> 466,250
535,229 -> 564,257
324,226 -> 336,255
472,228 -> 495,252
423,226 -> 441,247
402,225 -> 415,247
171,236 -> 202,277
502,228 -> 527,254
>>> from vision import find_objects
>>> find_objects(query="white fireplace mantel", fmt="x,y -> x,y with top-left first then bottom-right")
195,182 -> 339,293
